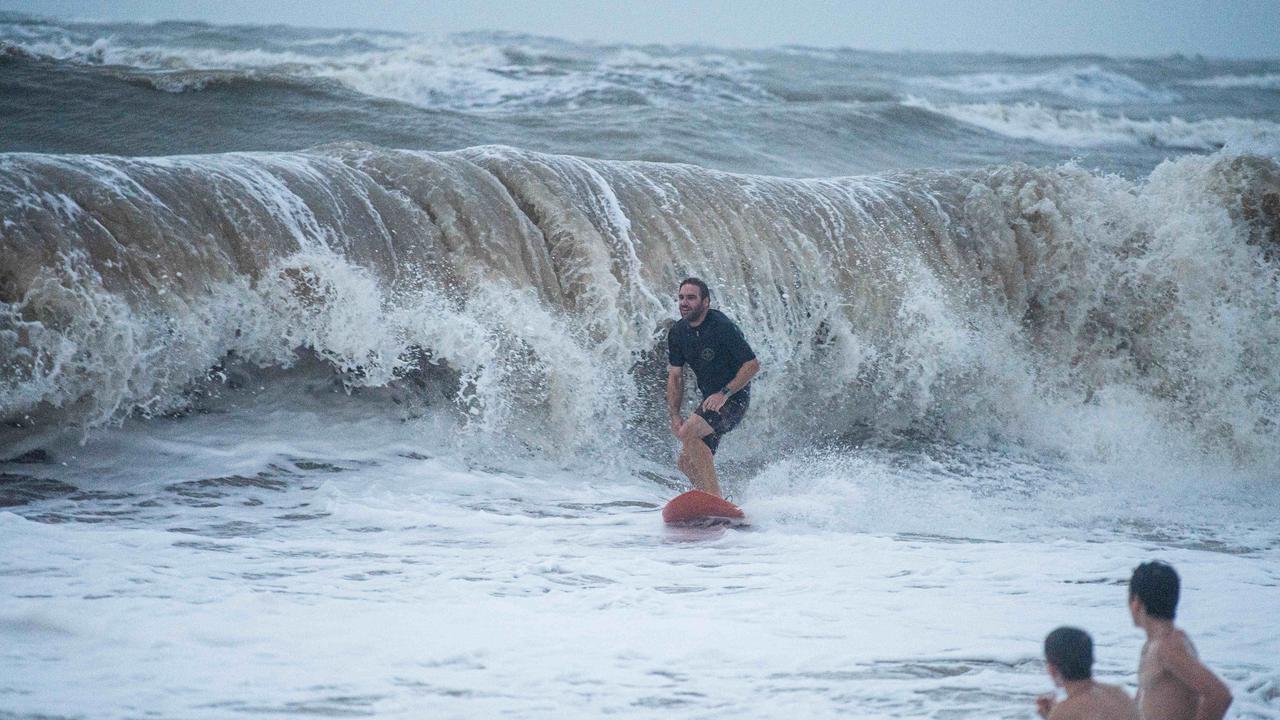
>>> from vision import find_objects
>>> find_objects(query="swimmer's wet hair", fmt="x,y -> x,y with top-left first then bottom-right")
1130,561 -> 1180,620
1044,626 -> 1093,681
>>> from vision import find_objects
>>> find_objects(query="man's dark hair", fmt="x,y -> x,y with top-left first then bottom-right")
1044,626 -> 1093,681
1129,561 -> 1179,620
679,277 -> 710,301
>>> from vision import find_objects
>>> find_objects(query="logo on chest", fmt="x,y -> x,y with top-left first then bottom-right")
700,347 -> 716,362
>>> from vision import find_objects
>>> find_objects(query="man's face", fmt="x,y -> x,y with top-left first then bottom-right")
677,284 -> 709,321
1046,661 -> 1064,687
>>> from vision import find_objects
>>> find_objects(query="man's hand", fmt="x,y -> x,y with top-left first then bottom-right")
700,391 -> 729,413
1035,692 -> 1056,719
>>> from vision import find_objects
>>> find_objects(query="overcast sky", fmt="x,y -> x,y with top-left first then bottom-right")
6,0 -> 1279,58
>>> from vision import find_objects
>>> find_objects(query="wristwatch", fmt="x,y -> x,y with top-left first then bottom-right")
720,386 -> 732,397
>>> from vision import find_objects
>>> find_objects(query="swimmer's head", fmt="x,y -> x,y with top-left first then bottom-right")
1044,626 -> 1093,682
1129,561 -> 1180,621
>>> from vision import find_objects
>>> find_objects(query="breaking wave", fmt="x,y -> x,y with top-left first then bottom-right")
2,145 -> 1278,472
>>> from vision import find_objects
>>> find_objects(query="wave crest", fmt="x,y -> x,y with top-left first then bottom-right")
905,97 -> 1280,151
911,65 -> 1179,105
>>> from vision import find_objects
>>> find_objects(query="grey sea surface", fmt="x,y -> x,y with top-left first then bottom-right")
1,12 -> 1279,720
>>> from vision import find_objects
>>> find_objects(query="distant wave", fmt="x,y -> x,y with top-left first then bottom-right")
319,46 -> 775,110
904,97 -> 1280,150
912,65 -> 1179,104
0,31 -> 775,110
1185,72 -> 1280,90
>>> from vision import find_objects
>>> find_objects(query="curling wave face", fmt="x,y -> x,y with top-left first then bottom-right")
2,145 -> 1277,471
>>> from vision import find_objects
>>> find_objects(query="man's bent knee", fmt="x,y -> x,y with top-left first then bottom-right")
682,436 -> 712,457
675,425 -> 695,444
677,416 -> 713,444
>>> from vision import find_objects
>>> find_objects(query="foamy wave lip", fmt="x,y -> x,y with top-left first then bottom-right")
904,97 -> 1280,150
1184,72 -> 1280,90
912,64 -> 1178,105
1,33 -> 324,73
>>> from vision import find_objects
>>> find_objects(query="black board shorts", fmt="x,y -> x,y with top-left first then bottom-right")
693,393 -> 749,454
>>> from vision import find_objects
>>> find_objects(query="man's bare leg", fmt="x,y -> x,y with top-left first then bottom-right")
676,415 -> 721,497
678,438 -> 721,497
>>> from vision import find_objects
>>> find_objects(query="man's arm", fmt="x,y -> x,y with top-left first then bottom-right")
701,358 -> 760,412
1161,638 -> 1232,720
667,365 -> 685,434
726,358 -> 760,396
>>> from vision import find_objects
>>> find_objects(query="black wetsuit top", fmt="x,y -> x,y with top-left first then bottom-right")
667,309 -> 757,399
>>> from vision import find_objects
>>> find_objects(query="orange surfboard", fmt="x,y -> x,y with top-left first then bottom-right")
662,490 -> 746,526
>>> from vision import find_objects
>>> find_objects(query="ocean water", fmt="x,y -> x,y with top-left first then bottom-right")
1,13 -> 1279,719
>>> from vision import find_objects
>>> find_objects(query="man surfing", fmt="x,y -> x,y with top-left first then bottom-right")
666,277 -> 760,498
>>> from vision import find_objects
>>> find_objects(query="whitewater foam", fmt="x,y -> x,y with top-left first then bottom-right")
3,393 -> 1276,718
